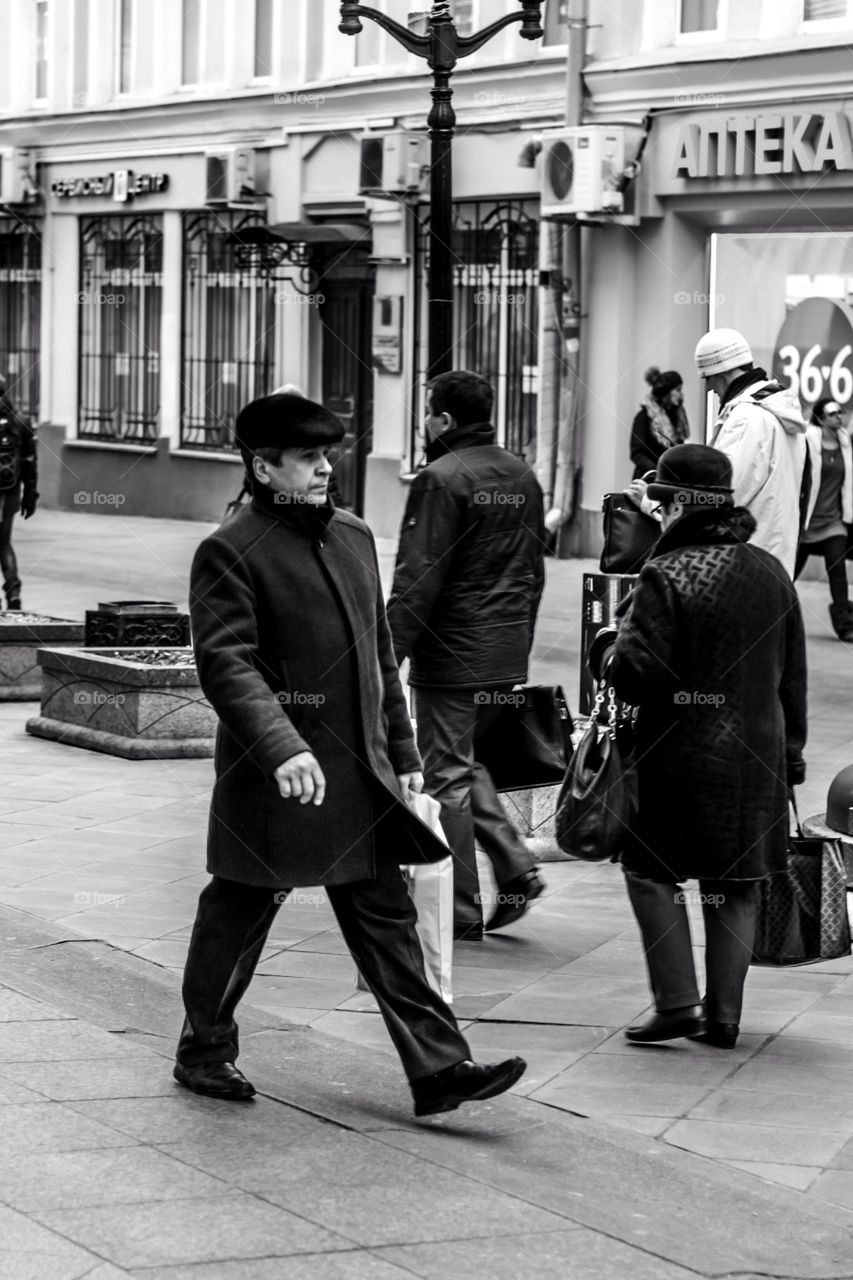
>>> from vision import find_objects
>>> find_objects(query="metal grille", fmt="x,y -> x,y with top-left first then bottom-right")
413,200 -> 539,463
78,215 -> 163,443
180,211 -> 277,451
0,218 -> 41,420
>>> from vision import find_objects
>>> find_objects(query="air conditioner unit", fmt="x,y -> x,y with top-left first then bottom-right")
0,148 -> 35,204
541,127 -> 626,216
358,132 -> 425,197
205,148 -> 257,205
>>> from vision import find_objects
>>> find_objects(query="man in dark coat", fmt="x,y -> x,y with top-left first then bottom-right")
590,444 -> 807,1051
176,391 -> 526,1116
0,376 -> 37,610
387,371 -> 547,941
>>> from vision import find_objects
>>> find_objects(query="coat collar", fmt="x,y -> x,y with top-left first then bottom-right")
719,366 -> 769,407
650,506 -> 757,558
251,482 -> 336,541
425,420 -> 495,462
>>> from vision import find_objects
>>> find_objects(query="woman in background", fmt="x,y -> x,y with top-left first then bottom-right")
796,396 -> 853,642
630,367 -> 689,479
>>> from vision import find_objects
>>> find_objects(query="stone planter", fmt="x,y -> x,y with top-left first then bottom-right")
0,614 -> 85,701
26,646 -> 216,759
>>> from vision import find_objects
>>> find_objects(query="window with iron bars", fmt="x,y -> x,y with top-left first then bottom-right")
412,200 -> 539,467
0,219 -> 41,421
180,211 -> 279,451
78,215 -> 163,443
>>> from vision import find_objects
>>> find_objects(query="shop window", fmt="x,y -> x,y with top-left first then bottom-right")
116,0 -> 134,94
254,0 -> 273,77
678,0 -> 724,36
802,0 -> 851,24
181,211 -> 277,451
181,0 -> 201,85
544,0 -> 569,45
0,220 -> 41,421
78,215 -> 163,444
34,0 -> 49,102
412,200 -> 540,463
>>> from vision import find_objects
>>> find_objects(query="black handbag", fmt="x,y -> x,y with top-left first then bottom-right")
474,685 -> 573,792
752,801 -> 852,966
600,492 -> 660,575
555,680 -> 637,862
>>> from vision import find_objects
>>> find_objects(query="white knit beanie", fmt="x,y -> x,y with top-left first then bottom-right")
694,328 -> 753,377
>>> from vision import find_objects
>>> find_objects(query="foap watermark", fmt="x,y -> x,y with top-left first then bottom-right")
74,491 -> 126,507
474,291 -> 525,306
473,90 -> 531,108
474,690 -> 526,707
675,92 -> 726,107
275,690 -> 326,707
273,491 -> 325,505
77,291 -> 125,307
674,290 -> 725,306
274,890 -> 326,905
477,891 -> 525,907
274,292 -> 325,307
673,690 -> 726,708
73,690 -> 126,707
273,91 -> 326,107
73,891 -> 126,907
674,889 -> 726,907
472,489 -> 526,506
671,489 -> 730,507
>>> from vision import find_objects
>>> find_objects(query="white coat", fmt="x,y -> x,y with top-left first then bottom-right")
711,379 -> 807,577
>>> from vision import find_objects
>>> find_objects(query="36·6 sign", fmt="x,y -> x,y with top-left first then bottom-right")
772,297 -> 853,408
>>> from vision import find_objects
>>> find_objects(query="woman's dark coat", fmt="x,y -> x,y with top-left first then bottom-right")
601,507 -> 807,883
189,492 -> 449,888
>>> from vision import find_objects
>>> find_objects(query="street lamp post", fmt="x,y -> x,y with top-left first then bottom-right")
339,0 -> 544,378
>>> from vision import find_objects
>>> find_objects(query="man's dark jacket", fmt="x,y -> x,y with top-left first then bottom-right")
0,394 -> 37,507
189,489 -> 449,888
387,422 -> 546,688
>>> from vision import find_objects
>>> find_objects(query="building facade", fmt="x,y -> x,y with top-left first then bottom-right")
0,0 -> 850,547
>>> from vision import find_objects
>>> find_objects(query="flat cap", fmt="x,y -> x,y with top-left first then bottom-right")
234,393 -> 345,452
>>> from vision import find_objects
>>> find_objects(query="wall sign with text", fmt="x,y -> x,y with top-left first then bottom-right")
51,171 -> 169,201
772,297 -> 853,409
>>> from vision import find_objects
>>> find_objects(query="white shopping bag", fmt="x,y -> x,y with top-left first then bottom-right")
354,790 -> 454,1004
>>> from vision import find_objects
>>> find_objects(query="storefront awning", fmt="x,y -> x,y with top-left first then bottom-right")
231,221 -> 371,248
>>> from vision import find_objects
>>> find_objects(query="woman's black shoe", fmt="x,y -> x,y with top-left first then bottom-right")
691,1021 -> 739,1049
625,1006 -> 705,1043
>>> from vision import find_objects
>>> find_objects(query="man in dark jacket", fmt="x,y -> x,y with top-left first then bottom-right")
0,377 -> 37,610
387,372 -> 547,941
177,391 -> 526,1116
590,444 -> 807,1050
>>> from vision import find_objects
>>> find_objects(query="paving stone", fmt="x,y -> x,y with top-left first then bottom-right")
127,1256 -> 411,1280
33,1194 -> 349,1269
0,1201 -> 107,1279
665,1120 -> 850,1166
0,1019 -> 138,1062
376,1227 -> 701,1280
0,989 -> 70,1021
687,1087 -> 853,1131
808,1170 -> 853,1209
4,1055 -> 180,1101
169,1128 -> 571,1247
72,1092 -> 322,1147
248,975 -> 361,1009
0,1145 -> 228,1211
726,1161 -> 821,1191
532,1078 -> 712,1119
0,1100 -> 135,1154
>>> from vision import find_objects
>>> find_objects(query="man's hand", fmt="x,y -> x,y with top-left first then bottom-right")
20,495 -> 37,520
398,771 -> 424,796
274,752 -> 326,806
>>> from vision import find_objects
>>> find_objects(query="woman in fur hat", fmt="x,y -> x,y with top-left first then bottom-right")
630,367 -> 690,480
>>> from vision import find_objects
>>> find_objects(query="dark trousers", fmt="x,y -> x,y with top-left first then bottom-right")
624,870 -> 759,1024
794,534 -> 849,605
414,686 -> 536,927
178,869 -> 470,1081
0,492 -> 18,595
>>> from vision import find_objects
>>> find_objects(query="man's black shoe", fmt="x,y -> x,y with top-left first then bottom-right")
485,868 -> 545,932
453,920 -> 484,942
690,1020 -> 739,1049
412,1057 -> 527,1117
173,1061 -> 256,1100
625,1006 -> 705,1043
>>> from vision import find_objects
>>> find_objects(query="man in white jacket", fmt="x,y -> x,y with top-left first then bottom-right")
694,329 -> 808,577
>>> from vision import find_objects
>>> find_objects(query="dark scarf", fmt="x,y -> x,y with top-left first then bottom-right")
650,505 -> 757,558
425,420 -> 495,463
719,366 -> 773,408
251,480 -> 335,543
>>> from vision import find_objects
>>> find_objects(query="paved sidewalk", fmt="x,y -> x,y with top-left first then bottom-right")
3,511 -> 853,1217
